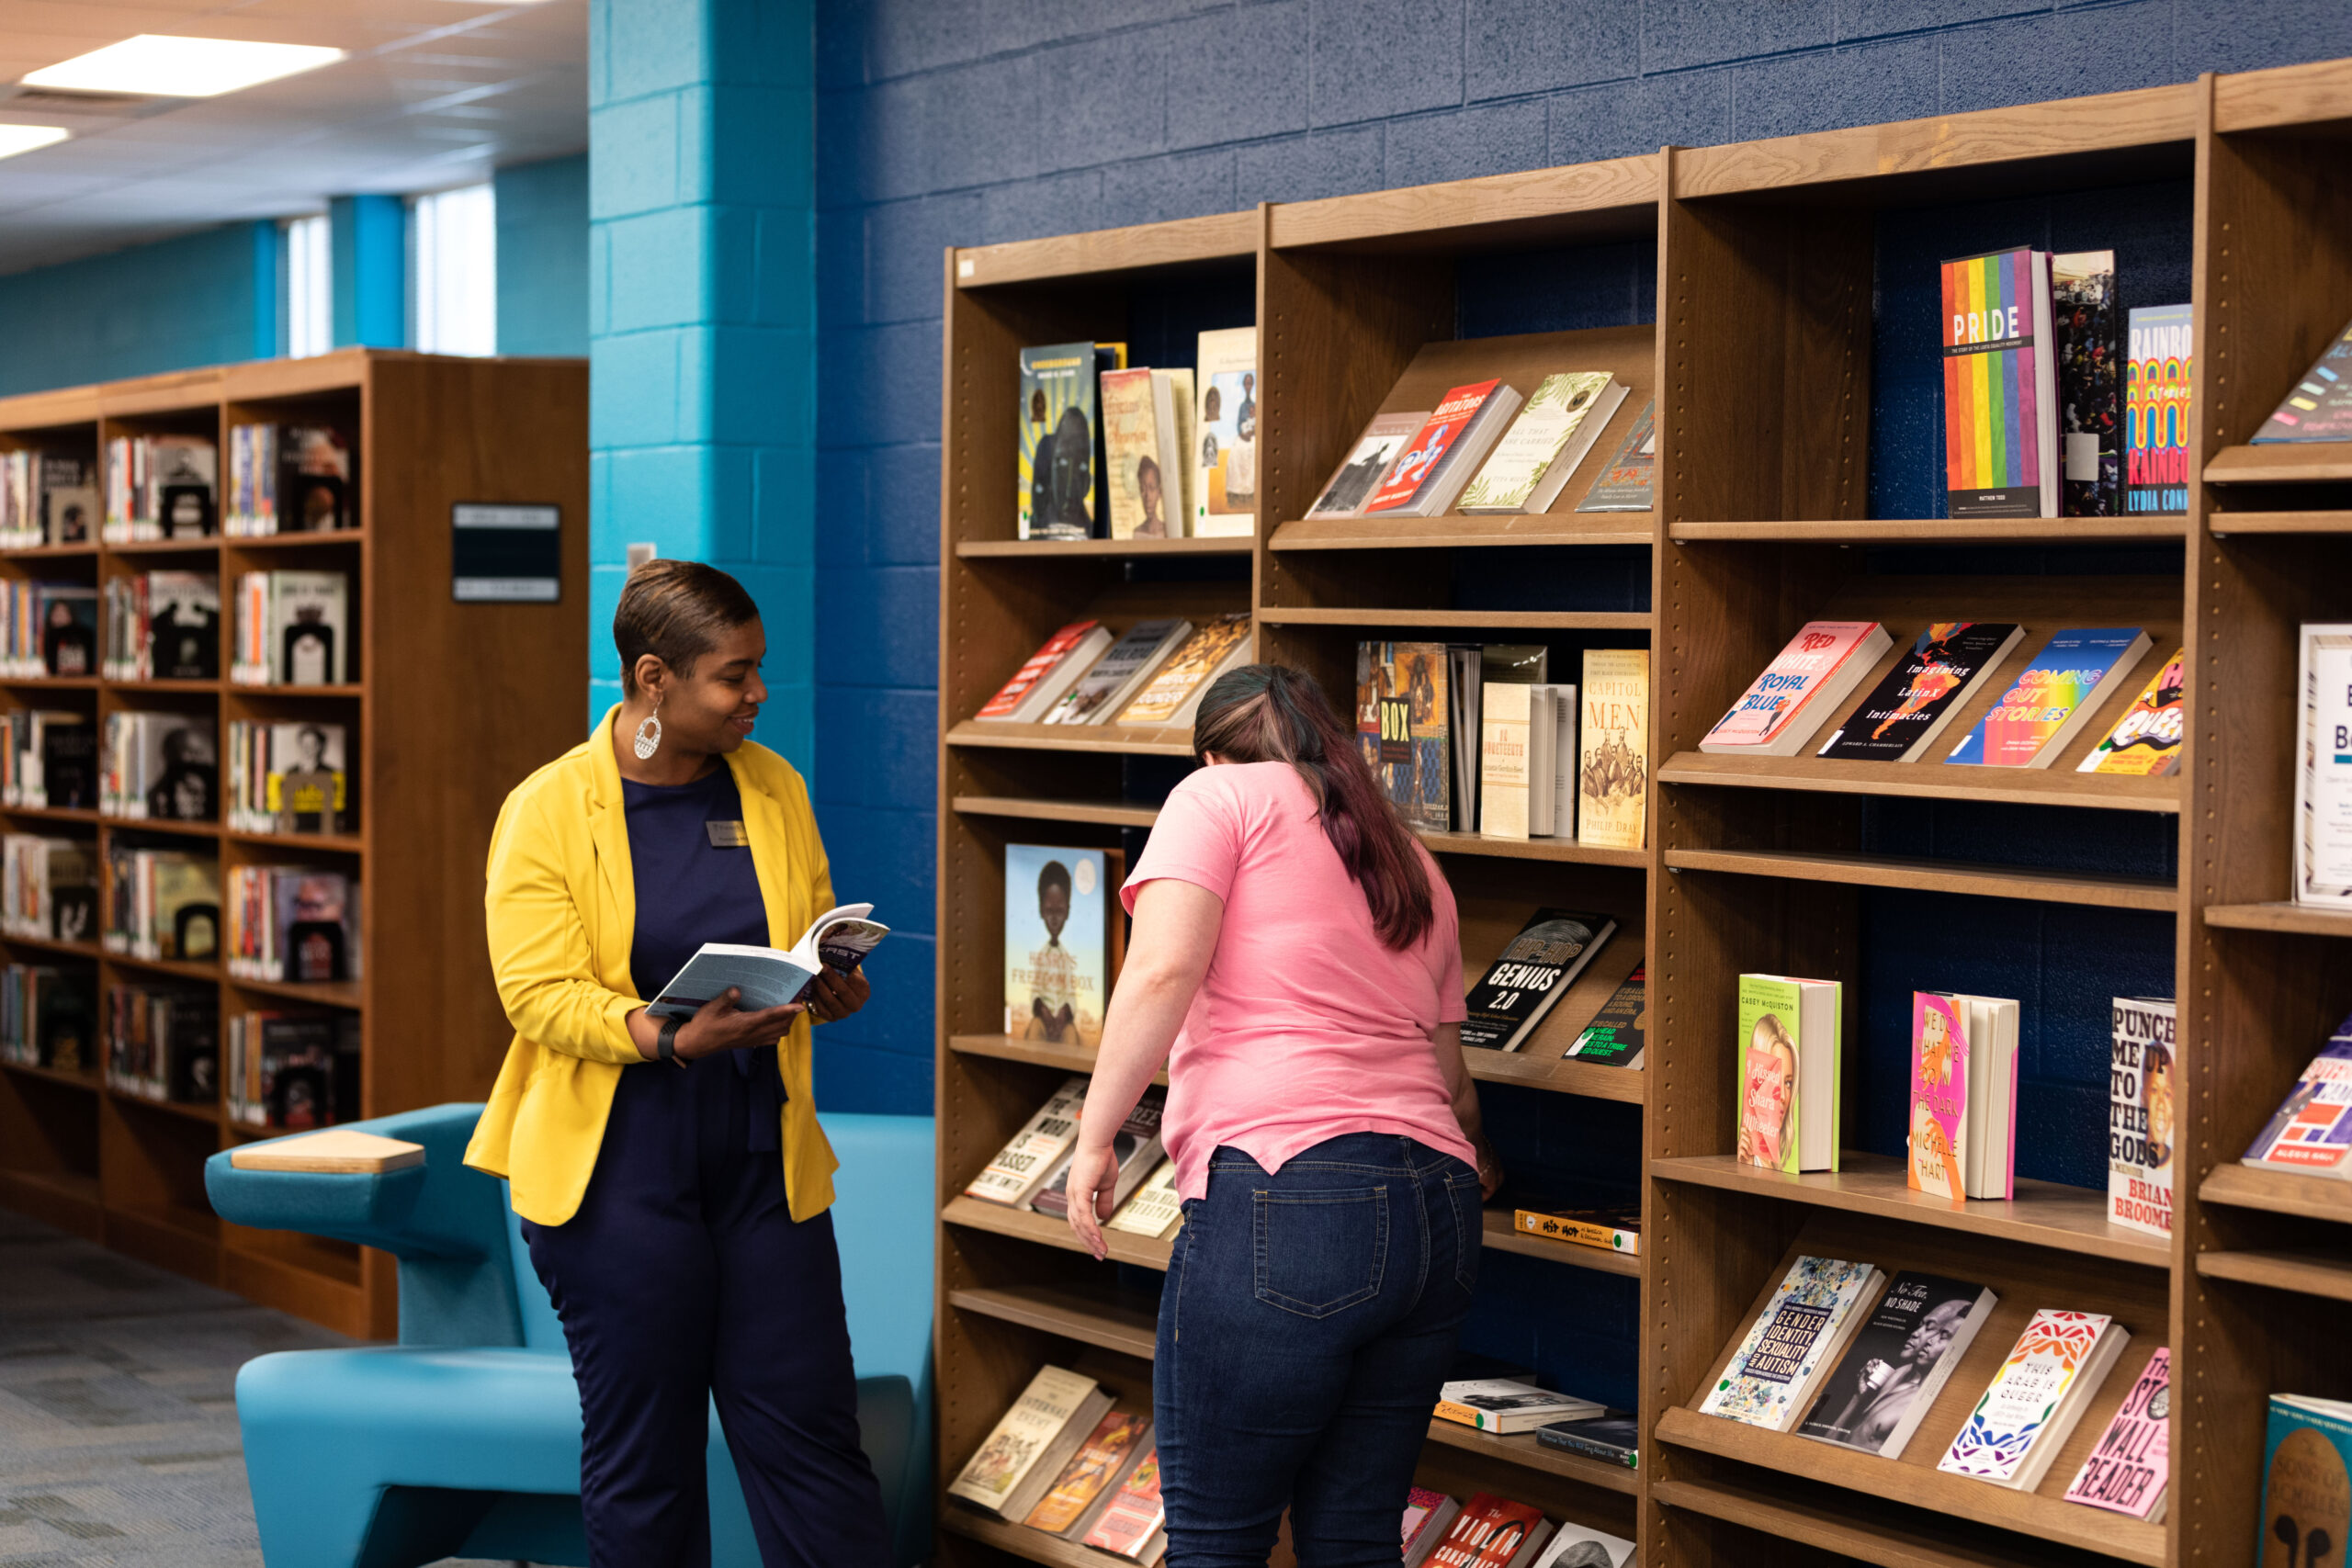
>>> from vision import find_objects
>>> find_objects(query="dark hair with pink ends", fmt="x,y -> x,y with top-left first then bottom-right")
1191,663 -> 1434,951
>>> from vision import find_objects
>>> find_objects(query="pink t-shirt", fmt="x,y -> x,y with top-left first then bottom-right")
1123,761 -> 1473,1200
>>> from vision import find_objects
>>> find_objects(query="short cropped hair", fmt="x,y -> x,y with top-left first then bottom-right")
614,558 -> 760,696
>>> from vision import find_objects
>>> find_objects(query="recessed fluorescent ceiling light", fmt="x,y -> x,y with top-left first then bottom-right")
0,125 -> 69,160
24,36 -> 345,97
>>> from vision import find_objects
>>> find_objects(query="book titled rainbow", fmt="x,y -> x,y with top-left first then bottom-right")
1942,248 -> 2057,520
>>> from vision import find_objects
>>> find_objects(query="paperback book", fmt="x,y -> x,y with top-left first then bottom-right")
2064,1347 -> 2170,1521
1938,1310 -> 2131,1490
1941,247 -> 2057,519
2242,1013 -> 2352,1178
1434,1379 -> 1601,1436
1356,641 -> 1452,834
1815,622 -> 2023,761
1018,343 -> 1098,540
1308,411 -> 1425,518
1460,908 -> 1617,1053
1100,367 -> 1182,540
1364,380 -> 1523,517
1030,1086 -> 1164,1218
1906,990 -> 2021,1202
1566,965 -> 1645,1067
1105,1157 -> 1182,1238
2259,1393 -> 2352,1567
1944,628 -> 2152,768
1577,649 -> 1647,851
1114,613 -> 1251,728
2078,648 -> 2186,776
976,619 -> 1113,723
1046,619 -> 1191,725
1004,845 -> 1111,1049
2052,250 -> 2123,518
1401,1487 -> 1460,1567
1738,974 -> 1840,1173
2124,304 -> 2193,515
1080,1440 -> 1164,1560
1574,400 -> 1655,513
1426,1492 -> 1553,1568
966,1076 -> 1089,1206
2251,312 -> 2352,442
643,905 -> 888,1018
1511,1205 -> 1638,1256
1698,1255 -> 1882,1431
1702,621 -> 1892,756
1193,327 -> 1258,536
1533,1521 -> 1634,1567
947,1365 -> 1113,1521
1534,1412 -> 1638,1469
1797,1271 -> 1997,1457
1479,680 -> 1533,839
2294,624 -> 2352,903
1456,372 -> 1627,514
1023,1410 -> 1148,1533
2109,996 -> 2177,1235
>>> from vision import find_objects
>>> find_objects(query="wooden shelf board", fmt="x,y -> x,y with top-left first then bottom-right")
0,543 -> 99,559
1663,847 -> 2177,910
225,528 -> 367,550
217,350 -> 369,402
2,931 -> 104,962
1654,1406 -> 2165,1566
1,803 -> 100,826
2199,1162 -> 2352,1224
944,1194 -> 1174,1270
229,682 -> 364,699
1650,1152 -> 2169,1266
1479,1207 -> 1640,1275
107,951 -> 220,985
2195,1247 -> 2352,1303
1657,750 -> 2180,814
2205,444 -> 2352,484
953,209 -> 1258,288
1259,606 -> 1651,630
948,1033 -> 1169,1089
106,1086 -> 220,1126
1421,1416 -> 1641,1494
108,677 -> 220,694
945,719 -> 1194,758
2204,901 -> 2352,937
225,827 -> 365,855
1669,516 -> 2188,543
2209,511 -> 2352,536
98,814 -> 220,839
955,536 -> 1253,558
1654,1475 -> 2137,1568
232,974 -> 363,1009
0,674 -> 100,690
946,1283 -> 1161,1359
1270,513 -> 1657,551
104,536 -> 220,555
939,1508 -> 1111,1567
0,1057 -> 99,1091
2215,54 -> 2352,131
1419,830 -> 1648,868
951,795 -> 1162,829
1269,155 -> 1657,252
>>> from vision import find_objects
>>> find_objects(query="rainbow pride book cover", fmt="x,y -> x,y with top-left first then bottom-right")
1942,248 -> 2053,520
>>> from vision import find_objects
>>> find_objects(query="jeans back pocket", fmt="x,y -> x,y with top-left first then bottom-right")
1442,1172 -> 1482,1294
1251,1185 -> 1388,1318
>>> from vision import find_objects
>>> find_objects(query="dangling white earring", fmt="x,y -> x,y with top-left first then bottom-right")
633,698 -> 663,760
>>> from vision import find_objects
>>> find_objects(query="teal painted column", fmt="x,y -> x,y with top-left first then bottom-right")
329,195 -> 406,349
587,0 -> 816,773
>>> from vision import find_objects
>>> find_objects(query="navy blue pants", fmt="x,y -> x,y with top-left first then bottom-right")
522,1051 -> 889,1568
1156,1133 -> 1481,1567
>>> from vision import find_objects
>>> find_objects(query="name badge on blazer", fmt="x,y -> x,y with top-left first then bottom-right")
706,820 -> 750,847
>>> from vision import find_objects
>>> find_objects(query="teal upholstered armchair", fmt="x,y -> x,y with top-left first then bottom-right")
204,1103 -> 934,1568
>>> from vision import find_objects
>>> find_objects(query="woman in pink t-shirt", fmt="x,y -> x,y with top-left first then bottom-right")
1064,663 -> 1498,1566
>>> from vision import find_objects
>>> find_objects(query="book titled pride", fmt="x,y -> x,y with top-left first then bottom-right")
1905,990 -> 2021,1202
1942,246 -> 2059,519
1939,1309 -> 2132,1490
1702,621 -> 1892,756
643,905 -> 888,1020
1944,627 -> 2152,767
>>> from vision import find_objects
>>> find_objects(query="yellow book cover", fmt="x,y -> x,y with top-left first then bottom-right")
1431,1400 -> 1486,1430
1100,368 -> 1163,541
1512,1207 -> 1640,1254
1114,614 -> 1250,727
2079,648 -> 2184,776
1577,649 -> 1648,850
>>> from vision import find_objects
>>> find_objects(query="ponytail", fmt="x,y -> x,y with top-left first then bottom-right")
1191,663 -> 1435,950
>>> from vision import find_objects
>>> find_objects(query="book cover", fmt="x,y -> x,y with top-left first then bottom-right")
141,716 -> 218,823
1080,1443 -> 1164,1558
1798,1271 -> 1996,1457
1365,380 -> 1506,516
1575,400 -> 1656,513
1100,367 -> 1171,540
38,584 -> 96,678
2109,997 -> 2177,1234
2079,648 -> 2186,776
2259,1394 -> 2352,1567
1456,372 -> 1623,513
1698,1255 -> 1878,1431
1023,1410 -> 1147,1533
1577,649 -> 1647,851
1533,1520 -> 1634,1567
1005,846 -> 1109,1049
1428,1492 -> 1553,1568
1944,628 -> 2151,768
1046,618 -> 1189,726
1737,975 -> 1833,1174
1114,613 -> 1250,728
1534,1412 -> 1638,1469
268,571 -> 348,686
1815,622 -> 2023,761
1402,1486 -> 1459,1566
1702,621 -> 1890,754
1106,1157 -> 1182,1238
1194,327 -> 1257,535
2243,1016 -> 2352,1177
1942,247 -> 2054,519
280,425 -> 354,532
1435,1379 -> 1602,1435
2295,625 -> 2352,903
964,1076 -> 1089,1205
266,723 -> 348,834
1512,1205 -> 1639,1255
1906,991 -> 1970,1201
2052,251 -> 2123,518
2125,304 -> 2193,515
1019,343 -> 1097,541
2065,1347 -> 2170,1520
1460,909 -> 1617,1053
976,619 -> 1103,721
947,1365 -> 1102,1515
1030,1086 -> 1164,1218
1355,641 -> 1452,834
1479,680 -> 1532,839
1939,1310 -> 2124,1486
147,571 -> 220,682
1566,966 -> 1644,1066
2252,313 -> 2352,443
1308,412 -> 1426,518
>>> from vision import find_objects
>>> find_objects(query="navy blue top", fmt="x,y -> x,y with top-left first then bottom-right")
622,764 -> 780,1146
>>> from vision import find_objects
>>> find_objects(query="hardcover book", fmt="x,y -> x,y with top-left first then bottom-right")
1080,1442 -> 1165,1560
1460,908 -> 1617,1053
2259,1393 -> 2352,1567
1456,372 -> 1627,514
964,1076 -> 1089,1206
1355,641 -> 1452,834
1099,367 -> 1178,540
1534,1412 -> 1638,1469
1364,380 -> 1523,517
947,1365 -> 1111,1520
1479,681 -> 1532,839
1698,1255 -> 1881,1432
1023,1410 -> 1148,1533
1030,1086 -> 1165,1218
1906,991 -> 1970,1201
2124,304 -> 2193,515
1943,627 -> 2152,768
2109,997 -> 2178,1234
1105,1157 -> 1182,1237
975,619 -> 1112,723
2052,251 -> 2123,518
1114,613 -> 1250,728
1532,1521 -> 1635,1567
1941,247 -> 2057,519
1046,619 -> 1192,726
1702,621 -> 1892,756
2079,648 -> 2186,776
2065,1347 -> 2170,1521
1435,1379 -> 1602,1435
2252,312 -> 2352,442
1427,1492 -> 1554,1568
1939,1310 -> 2130,1490
2294,624 -> 2352,903
1005,846 -> 1110,1049
1566,965 -> 1645,1067
1797,1271 -> 1997,1458
2242,1015 -> 2352,1179
1308,412 -> 1426,518
1815,622 -> 2023,761
1738,974 -> 1840,1173
1193,327 -> 1258,536
1577,649 -> 1647,851
1018,342 -> 1098,540
1512,1205 -> 1639,1256
1574,400 -> 1656,513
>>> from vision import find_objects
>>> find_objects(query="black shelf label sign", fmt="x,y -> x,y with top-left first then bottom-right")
452,502 -> 561,602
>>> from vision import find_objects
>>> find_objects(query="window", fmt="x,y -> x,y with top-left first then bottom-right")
285,214 -> 330,359
411,183 -> 496,356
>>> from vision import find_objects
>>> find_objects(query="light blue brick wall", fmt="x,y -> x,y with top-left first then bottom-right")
330,194 -> 406,350
0,222 -> 281,397
497,153 -> 591,357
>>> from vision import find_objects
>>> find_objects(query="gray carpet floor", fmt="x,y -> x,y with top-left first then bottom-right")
0,1208 -> 515,1567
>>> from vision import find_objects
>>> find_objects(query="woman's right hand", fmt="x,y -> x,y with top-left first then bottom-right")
671,987 -> 804,1060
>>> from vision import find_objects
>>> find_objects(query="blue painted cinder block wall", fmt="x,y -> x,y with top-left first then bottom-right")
0,222 -> 280,397
498,153 -> 593,358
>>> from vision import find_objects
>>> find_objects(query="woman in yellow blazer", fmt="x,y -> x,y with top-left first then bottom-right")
464,558 -> 889,1566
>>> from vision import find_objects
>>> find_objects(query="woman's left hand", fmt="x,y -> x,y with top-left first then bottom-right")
804,964 -> 870,1024
1062,1139 -> 1123,1261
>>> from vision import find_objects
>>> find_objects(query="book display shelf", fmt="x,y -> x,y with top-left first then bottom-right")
0,349 -> 587,1337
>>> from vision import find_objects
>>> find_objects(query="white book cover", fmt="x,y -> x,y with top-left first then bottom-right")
1939,1311 -> 2128,1489
1307,411 -> 1427,519
2295,624 -> 2352,903
644,903 -> 887,1019
1699,1256 -> 1879,1431
1533,1520 -> 1636,1568
2107,997 -> 2177,1234
965,1075 -> 1089,1205
947,1365 -> 1101,1512
1193,328 -> 1257,536
1152,368 -> 1194,532
1436,1378 -> 1603,1434
1105,1157 -> 1182,1237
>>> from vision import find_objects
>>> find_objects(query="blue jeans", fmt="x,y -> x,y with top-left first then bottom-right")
1155,1133 -> 1481,1567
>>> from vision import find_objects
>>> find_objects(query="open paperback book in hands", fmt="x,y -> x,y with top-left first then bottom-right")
645,903 -> 889,1019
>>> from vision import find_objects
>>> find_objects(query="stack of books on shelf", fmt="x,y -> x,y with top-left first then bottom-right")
948,1365 -> 1162,1559
226,1008 -> 358,1129
103,433 -> 217,542
101,570 -> 220,682
0,450 -> 97,548
98,713 -> 217,823
0,581 -> 96,678
226,720 -> 351,836
224,423 -> 356,536
0,964 -> 92,1070
229,571 -> 349,687
976,614 -> 1252,729
103,845 -> 218,963
961,1076 -> 1184,1241
226,864 -> 357,983
1,710 -> 96,809
103,981 -> 216,1106
2,833 -> 96,943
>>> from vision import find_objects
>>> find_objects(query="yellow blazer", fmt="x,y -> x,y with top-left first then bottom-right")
463,705 -> 839,1226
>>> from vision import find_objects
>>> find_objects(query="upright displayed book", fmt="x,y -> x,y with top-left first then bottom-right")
226,1010 -> 358,1128
2078,648 -> 2186,776
230,571 -> 350,687
1905,989 -> 2020,1202
1814,622 -> 2022,761
1193,327 -> 1257,536
1939,1310 -> 2131,1489
1941,247 -> 2057,519
1460,909 -> 1617,1052
947,1365 -> 1114,1521
1364,380 -> 1523,517
965,1077 -> 1089,1206
1022,1410 -> 1148,1534
1046,619 -> 1191,725
1577,649 -> 1647,851
1427,1492 -> 1553,1568
1698,1255 -> 1881,1431
105,433 -> 218,541
975,619 -> 1112,723
2241,1012 -> 2352,1178
1030,1086 -> 1164,1218
1356,641 -> 1452,834
1566,965 -> 1644,1067
2108,996 -> 2177,1235
99,712 -> 217,823
1702,621 -> 1892,756
2259,1393 -> 2352,1565
1797,1271 -> 1997,1456
227,721 -> 351,835
1308,411 -> 1426,518
1446,644 -> 1546,832
1113,613 -> 1250,728
1737,974 -> 1840,1173
1575,400 -> 1655,513
1018,342 -> 1098,540
2052,250 -> 2123,517
2064,1347 -> 2170,1521
1100,367 -> 1184,540
1004,845 -> 1112,1048
1456,372 -> 1628,513
2123,304 -> 2193,515
2294,624 -> 2352,904
1529,682 -> 1577,838
1944,628 -> 2152,768
1478,681 -> 1533,839
2251,311 -> 2352,442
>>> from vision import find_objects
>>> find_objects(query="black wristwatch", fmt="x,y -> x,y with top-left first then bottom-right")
657,1016 -> 686,1067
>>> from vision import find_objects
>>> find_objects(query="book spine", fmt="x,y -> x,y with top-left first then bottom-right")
1534,1428 -> 1636,1467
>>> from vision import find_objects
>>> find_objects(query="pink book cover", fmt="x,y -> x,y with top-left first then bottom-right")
2064,1348 -> 2169,1518
1906,992 -> 1969,1201
1702,621 -> 1883,750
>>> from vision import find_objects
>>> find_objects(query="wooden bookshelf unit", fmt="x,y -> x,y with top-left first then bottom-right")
0,348 -> 587,1338
934,56 -> 2352,1568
